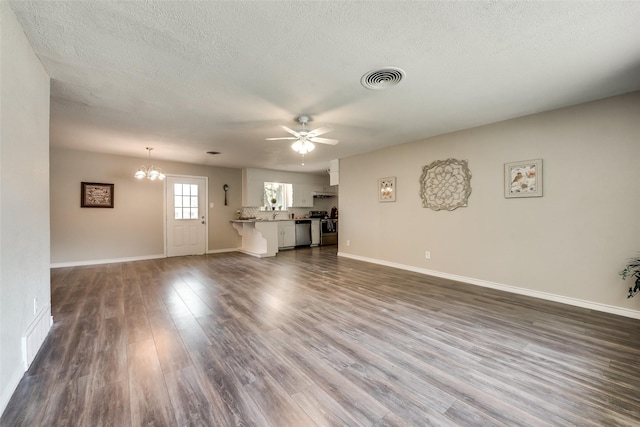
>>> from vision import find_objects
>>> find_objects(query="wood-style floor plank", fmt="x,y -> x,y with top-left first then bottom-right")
76,377 -> 131,427
3,247 -> 640,426
39,379 -> 83,427
188,344 -> 270,426
127,339 -> 176,427
163,366 -> 221,427
291,382 -> 366,427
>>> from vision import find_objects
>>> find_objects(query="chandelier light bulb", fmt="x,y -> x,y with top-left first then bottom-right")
134,147 -> 166,180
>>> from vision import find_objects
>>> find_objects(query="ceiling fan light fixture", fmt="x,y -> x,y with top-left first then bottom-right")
291,139 -> 315,154
134,147 -> 166,180
267,115 -> 336,158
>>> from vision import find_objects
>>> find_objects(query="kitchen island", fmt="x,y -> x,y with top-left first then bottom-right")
231,218 -> 319,257
231,220 -> 279,258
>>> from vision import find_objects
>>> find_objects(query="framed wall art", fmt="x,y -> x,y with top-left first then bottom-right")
81,182 -> 114,208
504,159 -> 542,198
419,158 -> 472,211
378,177 -> 396,202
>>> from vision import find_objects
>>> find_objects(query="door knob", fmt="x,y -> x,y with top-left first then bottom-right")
201,221 -> 206,224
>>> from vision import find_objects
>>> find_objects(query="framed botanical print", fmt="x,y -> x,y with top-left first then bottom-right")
504,159 -> 542,198
378,177 -> 396,202
81,182 -> 114,208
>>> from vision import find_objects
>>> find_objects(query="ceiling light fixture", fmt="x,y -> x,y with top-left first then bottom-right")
266,115 -> 338,163
291,138 -> 315,154
290,116 -> 316,155
134,147 -> 166,180
266,115 -> 338,165
290,119 -> 315,165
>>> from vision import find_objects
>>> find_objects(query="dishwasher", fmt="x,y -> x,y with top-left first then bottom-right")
295,220 -> 312,246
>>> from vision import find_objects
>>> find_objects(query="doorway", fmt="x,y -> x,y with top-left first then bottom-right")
166,175 -> 208,257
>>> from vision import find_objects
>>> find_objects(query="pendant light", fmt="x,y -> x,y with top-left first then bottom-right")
134,147 -> 166,180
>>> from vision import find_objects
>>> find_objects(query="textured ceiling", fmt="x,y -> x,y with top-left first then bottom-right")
8,1 -> 640,173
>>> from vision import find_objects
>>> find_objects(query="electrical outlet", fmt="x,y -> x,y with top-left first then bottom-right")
347,240 -> 351,246
425,251 -> 431,259
210,202 -> 214,208
33,298 -> 38,315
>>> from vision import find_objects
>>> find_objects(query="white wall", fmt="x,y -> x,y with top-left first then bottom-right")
50,148 -> 242,265
339,92 -> 640,317
0,2 -> 51,413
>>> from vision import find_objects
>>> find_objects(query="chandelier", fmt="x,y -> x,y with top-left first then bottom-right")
134,147 -> 166,180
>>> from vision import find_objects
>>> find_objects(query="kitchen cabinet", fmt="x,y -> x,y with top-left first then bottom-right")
278,221 -> 296,249
311,219 -> 320,246
242,170 -> 264,207
329,159 -> 339,186
292,184 -> 313,207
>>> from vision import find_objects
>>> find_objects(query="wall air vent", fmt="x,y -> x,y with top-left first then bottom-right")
360,67 -> 406,90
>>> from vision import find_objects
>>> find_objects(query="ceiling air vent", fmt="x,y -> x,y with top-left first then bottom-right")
360,67 -> 405,90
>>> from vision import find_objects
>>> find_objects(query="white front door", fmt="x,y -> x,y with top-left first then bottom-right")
166,176 -> 207,257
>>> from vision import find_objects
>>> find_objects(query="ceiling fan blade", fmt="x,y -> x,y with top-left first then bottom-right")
265,137 -> 297,141
310,137 -> 339,145
280,125 -> 300,137
307,127 -> 332,137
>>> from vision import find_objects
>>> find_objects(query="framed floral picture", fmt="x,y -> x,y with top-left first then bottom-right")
378,177 -> 396,202
504,159 -> 542,198
81,182 -> 114,208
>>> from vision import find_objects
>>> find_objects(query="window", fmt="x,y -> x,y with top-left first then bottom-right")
263,182 -> 292,210
174,183 -> 199,219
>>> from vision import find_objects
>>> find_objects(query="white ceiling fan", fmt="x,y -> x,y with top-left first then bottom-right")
266,115 -> 339,155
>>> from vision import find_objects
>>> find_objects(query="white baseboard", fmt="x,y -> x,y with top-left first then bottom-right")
236,249 -> 276,258
0,364 -> 25,419
206,248 -> 239,254
1,305 -> 53,416
51,250 -> 242,268
22,305 -> 53,370
338,252 -> 640,320
50,254 -> 165,268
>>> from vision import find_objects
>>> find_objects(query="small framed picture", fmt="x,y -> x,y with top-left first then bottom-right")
504,159 -> 542,198
378,177 -> 396,202
81,182 -> 114,208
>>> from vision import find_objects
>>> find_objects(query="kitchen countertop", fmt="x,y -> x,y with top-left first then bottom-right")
230,218 -> 321,223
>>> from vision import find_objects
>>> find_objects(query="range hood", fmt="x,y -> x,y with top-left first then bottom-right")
313,191 -> 337,198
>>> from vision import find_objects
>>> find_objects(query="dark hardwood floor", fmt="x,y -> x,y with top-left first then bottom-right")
2,247 -> 640,426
